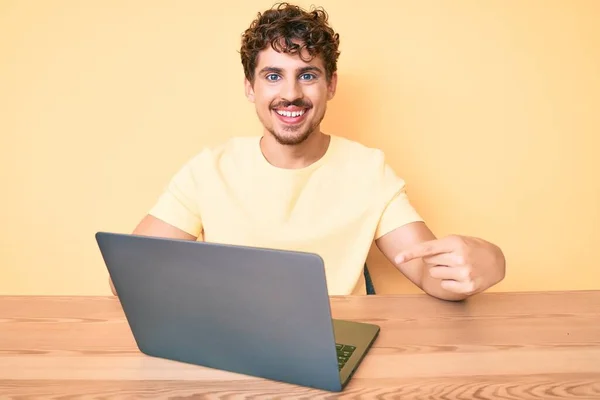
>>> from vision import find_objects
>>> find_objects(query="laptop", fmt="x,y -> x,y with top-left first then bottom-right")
95,232 -> 380,392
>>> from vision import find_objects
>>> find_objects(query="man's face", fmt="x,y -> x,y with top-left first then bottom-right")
245,42 -> 337,146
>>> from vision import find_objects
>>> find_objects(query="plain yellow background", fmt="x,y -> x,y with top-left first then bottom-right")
1,1 -> 598,295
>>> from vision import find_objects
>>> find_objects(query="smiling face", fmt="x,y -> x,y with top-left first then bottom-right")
244,43 -> 337,146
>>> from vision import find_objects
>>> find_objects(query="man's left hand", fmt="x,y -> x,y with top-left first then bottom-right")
394,235 -> 506,296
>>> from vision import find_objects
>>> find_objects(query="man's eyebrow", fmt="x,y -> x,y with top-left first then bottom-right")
257,66 -> 324,75
258,66 -> 283,75
298,66 -> 323,75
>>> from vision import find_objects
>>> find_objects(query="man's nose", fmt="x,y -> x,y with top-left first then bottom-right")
280,78 -> 302,101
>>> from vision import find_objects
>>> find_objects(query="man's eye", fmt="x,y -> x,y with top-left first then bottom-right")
266,74 -> 280,81
300,73 -> 315,80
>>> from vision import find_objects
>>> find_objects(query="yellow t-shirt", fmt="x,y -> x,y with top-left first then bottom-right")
148,135 -> 423,295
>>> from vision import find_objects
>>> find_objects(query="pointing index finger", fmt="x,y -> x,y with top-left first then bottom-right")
394,237 -> 455,264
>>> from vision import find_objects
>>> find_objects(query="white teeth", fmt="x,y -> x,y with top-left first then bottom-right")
276,110 -> 305,117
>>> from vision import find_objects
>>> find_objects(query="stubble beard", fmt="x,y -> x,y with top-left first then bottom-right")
266,108 -> 326,146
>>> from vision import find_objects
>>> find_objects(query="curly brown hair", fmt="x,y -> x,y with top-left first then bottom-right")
240,3 -> 340,84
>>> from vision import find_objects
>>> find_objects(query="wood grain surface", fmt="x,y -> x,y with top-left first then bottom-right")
1,291 -> 599,399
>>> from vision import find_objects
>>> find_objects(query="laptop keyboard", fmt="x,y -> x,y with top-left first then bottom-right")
336,344 -> 356,370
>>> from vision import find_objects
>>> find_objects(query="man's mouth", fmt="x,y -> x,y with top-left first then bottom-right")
272,107 -> 309,124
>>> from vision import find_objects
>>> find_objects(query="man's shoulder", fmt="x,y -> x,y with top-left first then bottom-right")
332,135 -> 382,152
185,135 -> 260,166
327,136 -> 406,201
202,135 -> 259,155
330,135 -> 387,167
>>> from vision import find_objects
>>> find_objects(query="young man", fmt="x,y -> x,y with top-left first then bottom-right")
112,3 -> 505,300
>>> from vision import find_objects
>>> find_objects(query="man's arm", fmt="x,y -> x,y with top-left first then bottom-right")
108,214 -> 197,295
376,221 -> 505,301
376,222 -> 469,301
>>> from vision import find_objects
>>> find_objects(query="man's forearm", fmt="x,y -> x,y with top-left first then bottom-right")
421,272 -> 469,301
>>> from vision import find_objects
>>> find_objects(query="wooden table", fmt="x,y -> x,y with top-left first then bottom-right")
1,291 -> 599,399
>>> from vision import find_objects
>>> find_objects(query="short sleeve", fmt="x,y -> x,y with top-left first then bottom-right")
374,164 -> 424,239
148,157 -> 203,237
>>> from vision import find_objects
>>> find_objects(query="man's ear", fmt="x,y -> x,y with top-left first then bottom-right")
327,72 -> 338,100
244,78 -> 255,102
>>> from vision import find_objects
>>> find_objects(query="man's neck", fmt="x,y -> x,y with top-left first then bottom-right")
260,131 -> 331,169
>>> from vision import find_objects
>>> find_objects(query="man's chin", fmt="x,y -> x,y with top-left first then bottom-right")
271,130 -> 312,146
